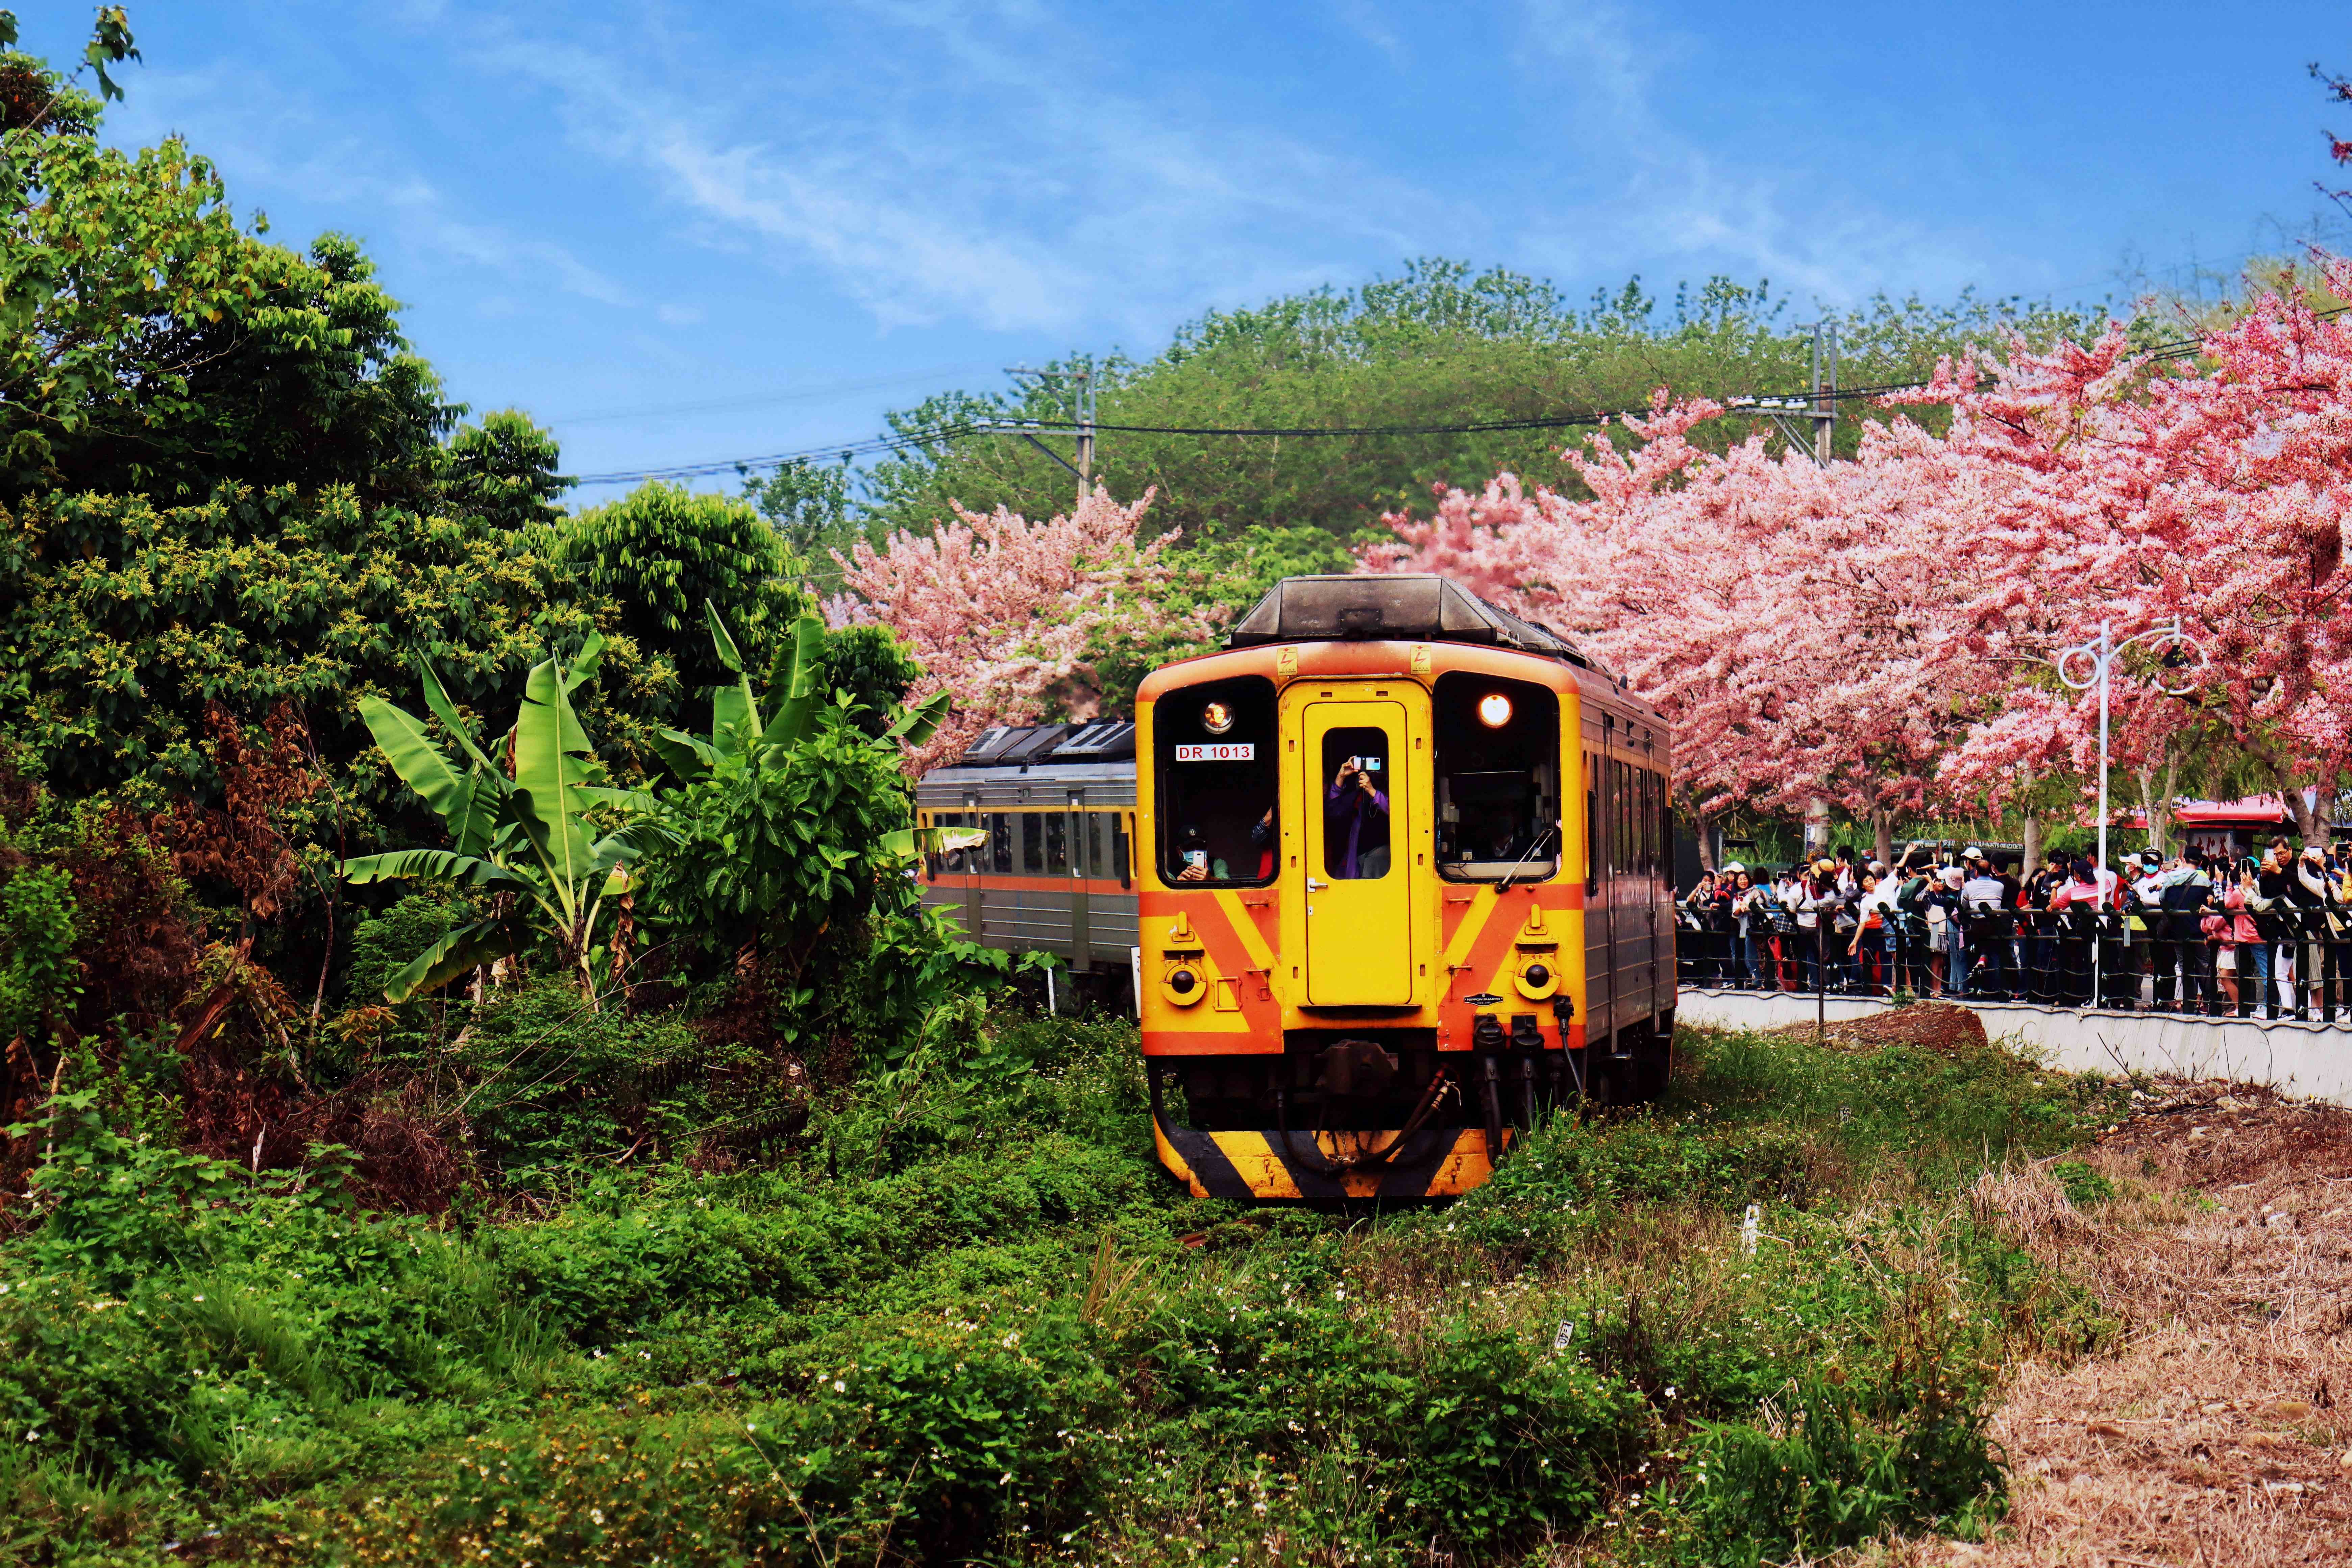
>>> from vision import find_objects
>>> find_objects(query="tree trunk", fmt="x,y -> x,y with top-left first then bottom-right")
1803,796 -> 1830,859
2134,765 -> 2163,856
1871,805 -> 1895,868
2271,761 -> 2320,846
2022,807 -> 2041,876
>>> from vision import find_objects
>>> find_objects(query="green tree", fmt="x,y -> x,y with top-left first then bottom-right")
0,21 -> 457,506
859,260 -> 2105,548
806,622 -> 923,739
553,482 -> 808,703
740,456 -> 860,591
0,482 -> 649,838
439,408 -> 570,532
643,608 -> 990,1052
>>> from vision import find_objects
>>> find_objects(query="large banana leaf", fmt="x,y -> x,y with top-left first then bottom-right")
704,602 -> 745,674
704,603 -> 761,755
880,824 -> 989,863
340,848 -> 521,888
381,918 -> 516,1004
357,696 -> 474,833
762,612 -> 826,749
415,658 -> 498,774
650,728 -> 716,784
883,689 -> 951,750
511,652 -> 601,920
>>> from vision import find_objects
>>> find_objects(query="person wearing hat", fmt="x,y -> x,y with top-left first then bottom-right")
1927,864 -> 1967,995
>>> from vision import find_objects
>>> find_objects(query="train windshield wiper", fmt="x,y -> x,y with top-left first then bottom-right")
1496,823 -> 1559,893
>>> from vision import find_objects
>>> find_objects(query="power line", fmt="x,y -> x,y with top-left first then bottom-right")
568,307 -> 2352,488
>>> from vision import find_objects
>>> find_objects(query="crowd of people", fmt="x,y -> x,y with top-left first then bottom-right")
1677,839 -> 2352,1021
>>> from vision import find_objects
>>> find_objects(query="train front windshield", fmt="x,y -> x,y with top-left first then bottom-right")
1156,675 -> 1277,885
1434,672 -> 1559,880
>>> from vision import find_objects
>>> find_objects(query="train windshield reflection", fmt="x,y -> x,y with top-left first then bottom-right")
1435,672 -> 1559,881
1156,675 -> 1277,886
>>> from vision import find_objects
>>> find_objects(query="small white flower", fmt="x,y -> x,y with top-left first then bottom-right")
590,1508 -> 605,1525
832,1379 -> 847,1393
746,1422 -> 758,1433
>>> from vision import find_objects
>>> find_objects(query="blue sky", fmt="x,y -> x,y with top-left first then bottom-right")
29,1 -> 2351,503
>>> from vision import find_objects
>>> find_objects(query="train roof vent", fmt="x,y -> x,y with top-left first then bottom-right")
956,726 -> 1027,765
1050,719 -> 1136,760
997,724 -> 1075,765
1226,574 -> 1591,667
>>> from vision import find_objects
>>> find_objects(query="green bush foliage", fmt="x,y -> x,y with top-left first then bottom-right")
0,1015 -> 2128,1567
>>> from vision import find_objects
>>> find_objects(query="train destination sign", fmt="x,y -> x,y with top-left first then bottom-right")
1173,742 -> 1254,762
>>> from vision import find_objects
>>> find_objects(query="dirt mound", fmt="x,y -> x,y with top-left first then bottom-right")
1920,1077 -> 2352,1565
1767,1000 -> 1991,1056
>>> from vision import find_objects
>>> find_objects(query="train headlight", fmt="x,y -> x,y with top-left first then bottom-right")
1514,955 -> 1560,1000
1476,692 -> 1513,728
1201,701 -> 1235,735
1161,964 -> 1206,1006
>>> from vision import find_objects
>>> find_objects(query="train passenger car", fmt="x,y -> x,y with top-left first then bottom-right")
914,718 -> 1142,1006
914,575 -> 1676,1202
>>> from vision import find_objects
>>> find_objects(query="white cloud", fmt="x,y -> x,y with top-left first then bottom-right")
101,62 -> 636,311
1510,0 -> 1994,304
458,5 -> 1459,335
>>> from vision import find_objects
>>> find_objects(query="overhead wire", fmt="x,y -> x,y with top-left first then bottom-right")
568,304 -> 2352,487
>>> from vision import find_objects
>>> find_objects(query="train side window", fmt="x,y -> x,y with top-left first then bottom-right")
1156,675 -> 1277,886
1045,812 -> 1069,876
988,813 -> 1013,875
1432,673 -> 1558,881
1112,812 -> 1133,889
1616,761 -> 1632,880
1584,759 -> 1599,897
1019,813 -> 1046,875
1647,770 -> 1661,877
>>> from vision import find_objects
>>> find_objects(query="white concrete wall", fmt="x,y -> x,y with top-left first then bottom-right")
1676,986 -> 2352,1104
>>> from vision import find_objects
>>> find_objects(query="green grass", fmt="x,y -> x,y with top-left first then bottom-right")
0,1006 -> 2127,1566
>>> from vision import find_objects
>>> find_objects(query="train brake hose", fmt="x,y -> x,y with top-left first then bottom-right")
1278,1070 -> 1454,1177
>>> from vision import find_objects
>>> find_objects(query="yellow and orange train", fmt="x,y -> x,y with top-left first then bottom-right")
917,575 -> 1676,1200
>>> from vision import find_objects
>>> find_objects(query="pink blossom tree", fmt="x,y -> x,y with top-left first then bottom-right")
830,485 -> 1201,772
1928,268 -> 2352,841
1372,261 -> 2352,856
1366,397 -> 2001,865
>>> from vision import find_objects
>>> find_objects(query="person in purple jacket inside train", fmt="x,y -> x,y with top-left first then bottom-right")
1327,755 -> 1391,878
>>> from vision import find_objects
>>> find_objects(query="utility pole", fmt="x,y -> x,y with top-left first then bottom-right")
1075,368 -> 1094,507
1723,320 -> 1837,467
1003,364 -> 1095,508
1811,320 -> 1838,465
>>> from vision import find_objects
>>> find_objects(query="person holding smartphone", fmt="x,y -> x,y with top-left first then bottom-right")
1174,825 -> 1227,883
1327,754 -> 1390,878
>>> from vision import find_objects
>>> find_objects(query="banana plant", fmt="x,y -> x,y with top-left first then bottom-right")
342,635 -> 662,1004
651,604 -> 978,863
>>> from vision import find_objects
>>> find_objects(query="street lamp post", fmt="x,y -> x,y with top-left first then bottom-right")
2054,618 -> 2208,1007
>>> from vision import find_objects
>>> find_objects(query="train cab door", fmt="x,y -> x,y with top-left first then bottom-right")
1296,689 -> 1420,1006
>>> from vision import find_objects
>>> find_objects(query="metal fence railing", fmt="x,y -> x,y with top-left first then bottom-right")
1675,908 -> 2351,1023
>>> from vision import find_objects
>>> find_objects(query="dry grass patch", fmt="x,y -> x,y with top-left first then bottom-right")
1918,1081 -> 2352,1566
